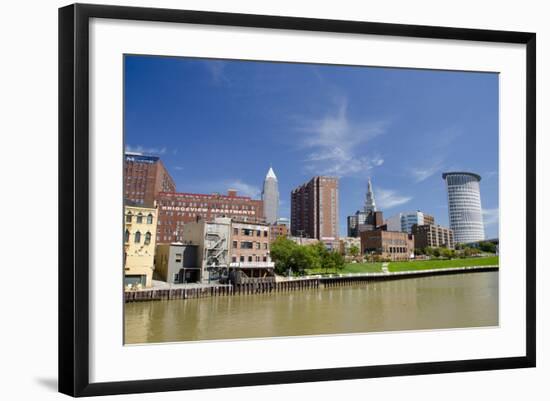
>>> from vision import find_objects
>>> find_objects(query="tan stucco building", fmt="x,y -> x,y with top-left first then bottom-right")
124,203 -> 158,288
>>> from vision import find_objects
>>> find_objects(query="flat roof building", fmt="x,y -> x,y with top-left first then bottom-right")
156,190 -> 264,243
229,220 -> 274,282
155,243 -> 200,284
291,176 -> 339,244
181,217 -> 232,283
360,230 -> 414,261
412,224 -> 455,250
124,153 -> 176,206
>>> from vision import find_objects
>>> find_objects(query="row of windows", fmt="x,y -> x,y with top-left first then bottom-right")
125,230 -> 152,245
386,247 -> 408,254
126,212 -> 154,224
234,228 -> 268,237
160,201 -> 257,210
232,241 -> 268,250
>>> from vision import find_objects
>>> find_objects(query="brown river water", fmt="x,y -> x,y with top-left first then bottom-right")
124,271 -> 498,344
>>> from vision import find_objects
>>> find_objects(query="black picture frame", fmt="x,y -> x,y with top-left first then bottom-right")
58,3 -> 536,397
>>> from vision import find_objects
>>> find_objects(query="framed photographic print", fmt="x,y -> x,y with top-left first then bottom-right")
58,3 -> 536,397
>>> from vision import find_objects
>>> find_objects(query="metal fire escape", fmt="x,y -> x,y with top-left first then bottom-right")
205,232 -> 227,278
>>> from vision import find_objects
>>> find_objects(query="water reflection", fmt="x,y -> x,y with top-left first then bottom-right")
124,271 -> 498,344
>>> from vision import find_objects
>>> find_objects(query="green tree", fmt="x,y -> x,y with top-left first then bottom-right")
441,248 -> 454,259
290,245 -> 319,275
329,251 -> 345,272
349,245 -> 360,257
270,237 -> 297,275
478,241 -> 497,253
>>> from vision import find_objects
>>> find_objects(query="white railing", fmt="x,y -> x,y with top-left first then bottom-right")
229,261 -> 275,268
278,265 -> 498,281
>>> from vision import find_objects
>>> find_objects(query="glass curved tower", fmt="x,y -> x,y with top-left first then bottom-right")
442,172 -> 485,243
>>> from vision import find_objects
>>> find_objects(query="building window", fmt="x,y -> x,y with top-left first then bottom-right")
125,213 -> 132,223
175,253 -> 182,263
147,214 -> 153,224
255,242 -> 260,249
124,229 -> 129,243
263,243 -> 268,249
263,231 -> 268,237
263,256 -> 267,262
136,213 -> 143,224
144,232 -> 152,245
134,231 -> 141,243
256,230 -> 261,237
232,256 -> 237,263
233,241 -> 238,249
233,228 -> 238,235
240,256 -> 245,262
248,256 -> 253,262
240,241 -> 253,249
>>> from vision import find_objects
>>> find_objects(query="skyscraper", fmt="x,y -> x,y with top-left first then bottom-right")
346,178 -> 383,237
291,176 -> 339,243
365,177 -> 376,213
262,167 -> 279,224
442,172 -> 485,243
385,211 -> 435,233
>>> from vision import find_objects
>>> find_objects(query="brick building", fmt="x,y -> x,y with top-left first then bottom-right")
270,223 -> 289,242
156,190 -> 264,243
290,176 -> 339,245
360,230 -> 414,261
412,224 -> 455,250
124,153 -> 176,205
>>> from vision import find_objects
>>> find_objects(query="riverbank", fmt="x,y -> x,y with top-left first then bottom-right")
306,255 -> 498,275
124,264 -> 498,302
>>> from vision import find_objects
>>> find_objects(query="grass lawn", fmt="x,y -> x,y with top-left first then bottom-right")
387,256 -> 498,272
307,262 -> 384,275
305,256 -> 498,275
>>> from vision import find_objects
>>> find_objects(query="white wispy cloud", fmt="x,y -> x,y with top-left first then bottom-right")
407,128 -> 463,182
224,179 -> 261,199
204,60 -> 229,85
174,166 -> 184,171
482,208 -> 499,226
125,144 -> 168,155
376,187 -> 412,210
296,97 -> 387,177
485,171 -> 498,180
410,160 -> 444,183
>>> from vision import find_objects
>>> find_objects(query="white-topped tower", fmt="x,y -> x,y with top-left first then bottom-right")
262,166 -> 279,224
442,172 -> 485,243
365,177 -> 377,213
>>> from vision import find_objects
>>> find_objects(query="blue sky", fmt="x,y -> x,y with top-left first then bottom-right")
124,55 -> 499,238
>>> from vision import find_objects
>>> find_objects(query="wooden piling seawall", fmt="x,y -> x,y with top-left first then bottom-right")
124,285 -> 234,302
124,265 -> 498,302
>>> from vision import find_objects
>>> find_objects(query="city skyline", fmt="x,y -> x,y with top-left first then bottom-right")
124,55 -> 499,238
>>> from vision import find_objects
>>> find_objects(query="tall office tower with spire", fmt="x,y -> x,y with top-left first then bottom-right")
346,177 -> 383,237
262,167 -> 279,224
365,177 -> 376,213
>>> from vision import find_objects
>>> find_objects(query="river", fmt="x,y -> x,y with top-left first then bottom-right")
124,271 -> 498,344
